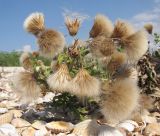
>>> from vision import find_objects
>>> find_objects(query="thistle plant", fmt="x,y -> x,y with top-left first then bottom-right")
13,12 -> 149,124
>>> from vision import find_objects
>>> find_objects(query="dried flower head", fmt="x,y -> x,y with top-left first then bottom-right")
50,60 -> 59,71
101,79 -> 139,124
19,52 -> 33,71
65,17 -> 80,36
47,64 -> 72,93
144,24 -> 153,34
24,12 -> 45,36
89,36 -> 116,58
69,68 -> 100,97
111,20 -> 135,39
37,29 -> 65,58
113,65 -> 138,83
12,71 -> 42,103
24,12 -> 65,58
107,52 -> 127,73
122,30 -> 148,62
32,51 -> 39,57
68,39 -> 80,57
90,14 -> 113,38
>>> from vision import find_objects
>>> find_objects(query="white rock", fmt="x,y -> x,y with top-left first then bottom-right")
43,92 -> 55,102
117,120 -> 138,132
46,121 -> 74,133
0,108 -> 8,114
0,93 -> 9,100
3,101 -> 21,109
31,120 -> 46,130
98,125 -> 124,136
0,67 -> 24,73
0,123 -> 19,136
56,133 -> 66,136
0,112 -> 14,125
9,110 -> 23,118
142,115 -> 157,124
11,118 -> 31,128
34,126 -> 48,136
21,127 -> 35,136
67,134 -> 77,136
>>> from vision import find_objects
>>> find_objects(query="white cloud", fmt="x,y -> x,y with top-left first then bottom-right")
132,13 -> 158,22
154,0 -> 160,3
22,45 -> 32,52
62,8 -> 90,22
129,1 -> 160,33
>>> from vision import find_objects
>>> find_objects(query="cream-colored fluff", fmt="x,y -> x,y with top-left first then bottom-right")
101,78 -> 139,124
111,20 -> 135,38
114,66 -> 138,83
12,71 -> 41,103
19,52 -> 30,64
90,14 -> 113,38
123,30 -> 148,62
37,29 -> 65,58
65,17 -> 80,36
144,23 -> 153,34
19,52 -> 33,71
24,12 -> 65,58
89,35 -> 116,58
47,64 -> 72,93
69,69 -> 100,97
24,12 -> 45,36
107,51 -> 127,73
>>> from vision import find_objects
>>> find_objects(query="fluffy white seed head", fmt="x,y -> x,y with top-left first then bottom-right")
19,52 -> 33,71
12,72 -> 42,103
47,64 -> 72,93
24,12 -> 45,36
123,30 -> 148,62
89,36 -> 116,58
37,29 -> 65,58
90,14 -> 113,38
111,20 -> 135,38
144,23 -> 153,34
69,69 -> 100,97
101,79 -> 139,124
19,52 -> 30,64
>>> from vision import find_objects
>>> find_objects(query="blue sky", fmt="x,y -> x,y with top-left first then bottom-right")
0,0 -> 159,51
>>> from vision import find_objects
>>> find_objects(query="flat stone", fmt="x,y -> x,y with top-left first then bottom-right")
0,108 -> 8,114
11,118 -> 31,128
46,121 -> 74,134
22,127 -> 36,136
0,103 -> 7,108
0,112 -> 14,125
0,67 -> 24,73
73,119 -> 98,136
117,120 -> 138,132
0,123 -> 19,136
16,127 -> 27,135
144,123 -> 160,135
31,120 -> 46,130
34,126 -> 48,136
9,110 -> 23,118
